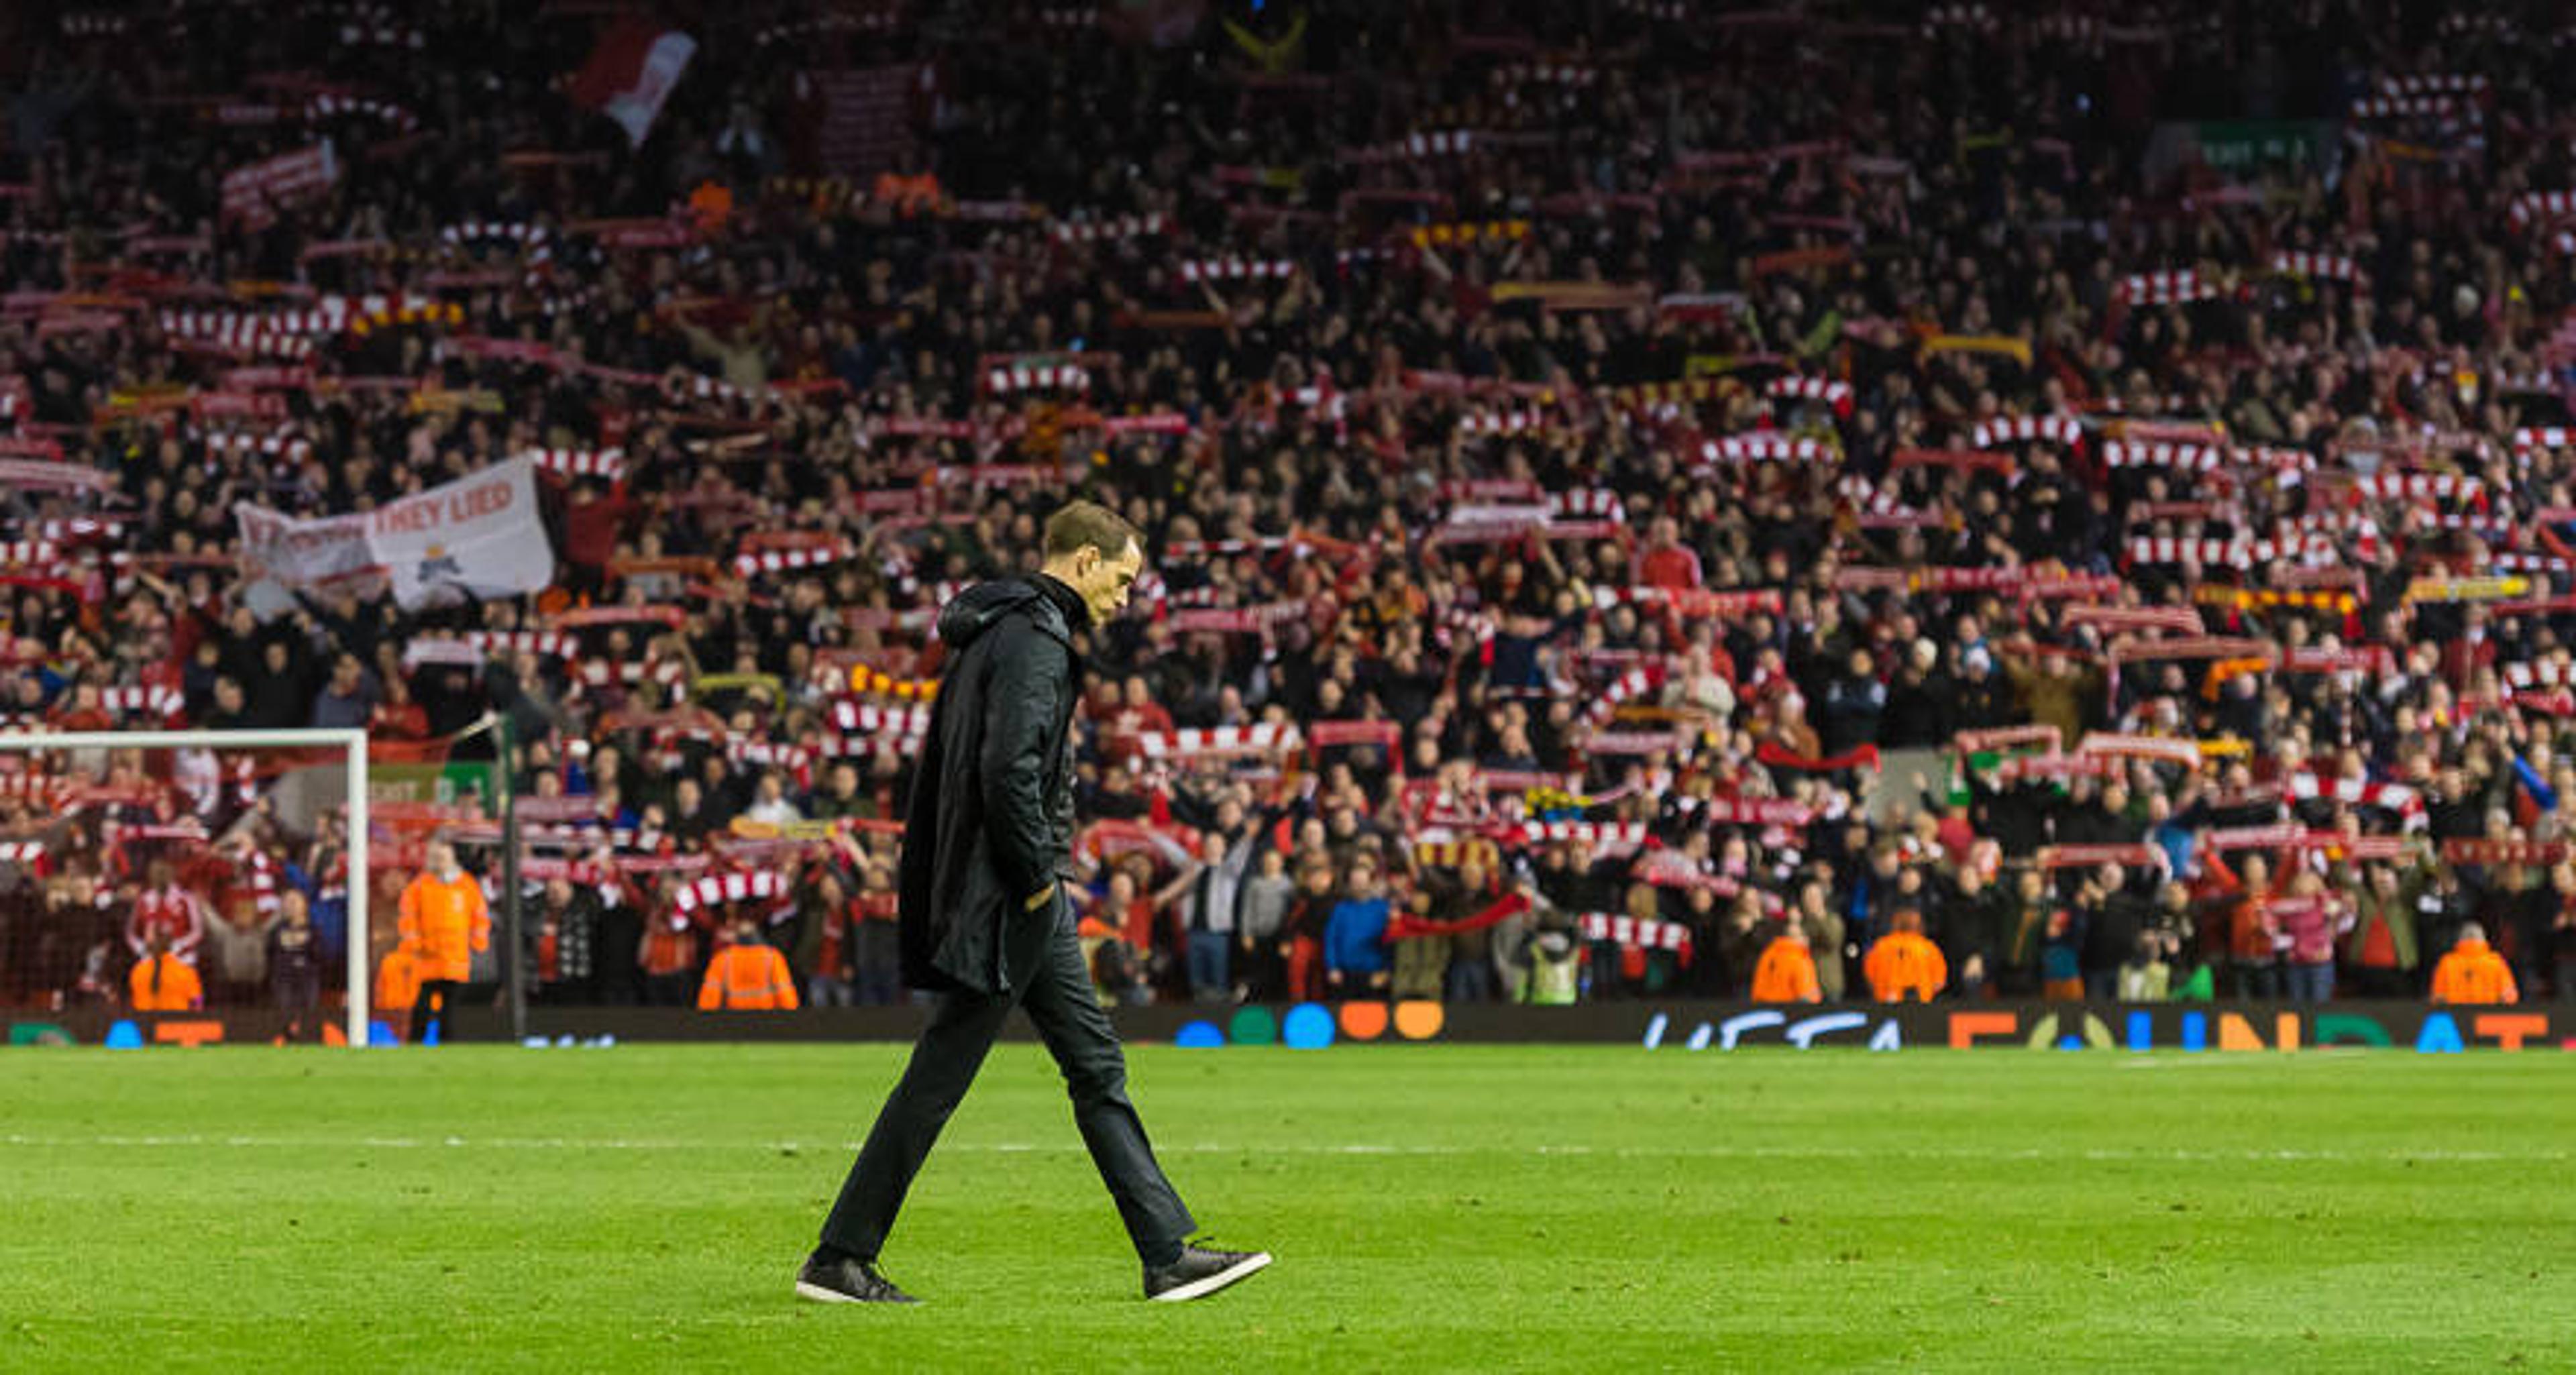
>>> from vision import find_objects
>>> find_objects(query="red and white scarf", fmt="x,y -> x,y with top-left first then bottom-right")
2114,271 -> 2226,306
2269,251 -> 2365,284
2284,773 -> 2424,818
1970,415 -> 2084,449
1129,722 -> 1301,761
983,362 -> 1093,395
1574,912 -> 1693,955
525,447 -> 625,480
1699,433 -> 1838,465
2063,605 -> 2205,637
1766,376 -> 1853,412
1586,665 -> 1662,724
1051,214 -> 1170,245
2037,842 -> 2166,871
732,541 -> 857,579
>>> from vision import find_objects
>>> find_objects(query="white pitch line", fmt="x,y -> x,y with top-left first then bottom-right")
0,1134 -> 2565,1164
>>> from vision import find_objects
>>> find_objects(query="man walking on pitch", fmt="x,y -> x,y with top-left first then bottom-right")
800,500 -> 1271,1306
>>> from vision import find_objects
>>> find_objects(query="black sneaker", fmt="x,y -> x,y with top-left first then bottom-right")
1142,1241 -> 1273,1303
795,1252 -> 920,1305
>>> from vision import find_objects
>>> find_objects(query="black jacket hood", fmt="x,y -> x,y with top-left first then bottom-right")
938,577 -> 1072,651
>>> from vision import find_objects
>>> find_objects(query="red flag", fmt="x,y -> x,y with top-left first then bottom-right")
567,18 -> 696,148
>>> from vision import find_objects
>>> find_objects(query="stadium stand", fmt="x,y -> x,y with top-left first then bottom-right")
5,0 -> 2576,1023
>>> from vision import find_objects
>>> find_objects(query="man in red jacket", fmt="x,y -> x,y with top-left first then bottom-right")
1637,515 -> 1703,590
557,478 -> 635,594
125,859 -> 208,967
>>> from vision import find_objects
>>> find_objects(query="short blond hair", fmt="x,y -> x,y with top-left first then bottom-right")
1043,499 -> 1142,561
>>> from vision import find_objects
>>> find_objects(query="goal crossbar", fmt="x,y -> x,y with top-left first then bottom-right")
0,728 -> 372,1046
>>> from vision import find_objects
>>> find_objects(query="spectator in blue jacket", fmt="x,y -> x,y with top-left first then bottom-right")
1323,860 -> 1392,1000
2145,791 -> 2197,882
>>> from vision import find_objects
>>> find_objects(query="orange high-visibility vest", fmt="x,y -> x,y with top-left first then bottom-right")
698,943 -> 800,1011
1748,937 -> 1821,1003
2429,941 -> 2518,1005
129,954 -> 203,1011
1864,931 -> 1949,1003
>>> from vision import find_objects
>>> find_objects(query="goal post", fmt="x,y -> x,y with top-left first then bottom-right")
0,727 -> 372,1047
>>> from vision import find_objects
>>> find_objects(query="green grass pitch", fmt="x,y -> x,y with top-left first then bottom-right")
3,1043 -> 2569,1372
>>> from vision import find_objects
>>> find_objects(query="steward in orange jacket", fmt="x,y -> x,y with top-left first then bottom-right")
129,936 -> 203,1011
700,918 -> 801,1010
1749,927 -> 1823,1003
2429,924 -> 2518,1005
398,845 -> 490,984
1864,908 -> 1949,1003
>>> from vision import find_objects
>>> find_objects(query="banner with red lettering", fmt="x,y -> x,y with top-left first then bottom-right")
233,457 -> 553,609
2440,839 -> 2568,867
221,143 -> 339,228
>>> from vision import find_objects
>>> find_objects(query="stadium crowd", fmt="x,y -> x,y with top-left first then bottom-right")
6,0 -> 2576,1026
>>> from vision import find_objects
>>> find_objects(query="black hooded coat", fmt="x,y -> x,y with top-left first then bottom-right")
897,575 -> 1085,995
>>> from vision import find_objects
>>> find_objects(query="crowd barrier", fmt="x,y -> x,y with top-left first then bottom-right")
4,1001 -> 2563,1052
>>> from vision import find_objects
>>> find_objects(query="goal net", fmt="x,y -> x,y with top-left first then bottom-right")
0,726 -> 420,1048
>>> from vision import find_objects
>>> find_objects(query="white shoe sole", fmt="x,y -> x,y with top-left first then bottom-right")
1148,1252 -> 1273,1303
796,1280 -> 890,1304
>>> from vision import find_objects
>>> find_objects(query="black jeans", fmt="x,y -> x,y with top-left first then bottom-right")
274,977 -> 321,1041
2229,960 -> 2282,1001
414,979 -> 460,1044
820,889 -> 1197,1263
